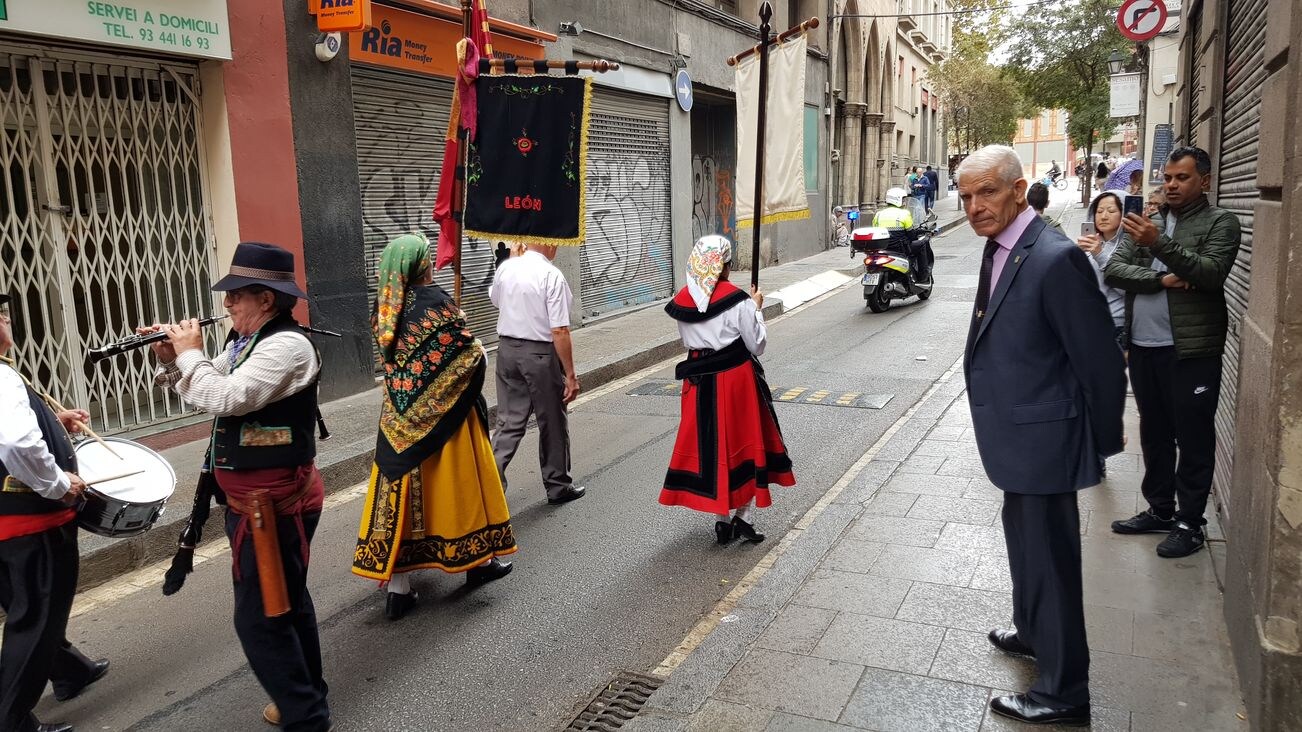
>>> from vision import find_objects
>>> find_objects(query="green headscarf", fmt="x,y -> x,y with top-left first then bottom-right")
373,233 -> 431,361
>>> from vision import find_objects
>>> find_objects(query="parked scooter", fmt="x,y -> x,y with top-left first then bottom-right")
851,193 -> 937,313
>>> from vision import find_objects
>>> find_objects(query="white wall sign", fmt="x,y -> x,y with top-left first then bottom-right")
1110,72 -> 1141,118
0,0 -> 232,60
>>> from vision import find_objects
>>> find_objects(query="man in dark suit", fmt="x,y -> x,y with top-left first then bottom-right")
957,146 -> 1127,726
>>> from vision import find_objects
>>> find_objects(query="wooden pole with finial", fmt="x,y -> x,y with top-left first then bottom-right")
749,2 -> 773,290
452,0 -> 473,307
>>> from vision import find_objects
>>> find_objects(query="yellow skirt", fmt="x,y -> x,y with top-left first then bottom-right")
352,410 -> 517,580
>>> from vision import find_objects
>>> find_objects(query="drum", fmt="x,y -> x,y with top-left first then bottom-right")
74,437 -> 176,538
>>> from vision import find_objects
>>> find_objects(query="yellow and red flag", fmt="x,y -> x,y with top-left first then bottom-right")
433,0 -> 493,270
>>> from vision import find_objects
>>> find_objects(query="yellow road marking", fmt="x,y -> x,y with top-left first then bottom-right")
778,387 -> 807,401
805,390 -> 831,403
836,392 -> 861,406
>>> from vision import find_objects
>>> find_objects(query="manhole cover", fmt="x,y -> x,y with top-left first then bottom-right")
565,671 -> 664,731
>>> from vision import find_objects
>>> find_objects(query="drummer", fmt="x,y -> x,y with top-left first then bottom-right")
0,292 -> 111,732
140,243 -> 331,731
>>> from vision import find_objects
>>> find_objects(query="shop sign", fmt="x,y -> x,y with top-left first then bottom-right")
349,3 -> 543,78
1109,72 -> 1141,118
0,0 -> 231,59
316,0 -> 370,34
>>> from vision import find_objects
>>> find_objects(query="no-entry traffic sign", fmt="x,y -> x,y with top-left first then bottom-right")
1116,0 -> 1168,42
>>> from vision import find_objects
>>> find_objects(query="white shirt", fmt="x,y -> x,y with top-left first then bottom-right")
490,251 -> 573,342
154,332 -> 320,417
0,364 -> 71,499
678,298 -> 767,356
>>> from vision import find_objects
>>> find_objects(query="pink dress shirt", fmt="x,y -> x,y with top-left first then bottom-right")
990,206 -> 1040,288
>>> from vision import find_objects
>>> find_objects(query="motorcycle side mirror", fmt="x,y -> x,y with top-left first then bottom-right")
925,212 -> 938,225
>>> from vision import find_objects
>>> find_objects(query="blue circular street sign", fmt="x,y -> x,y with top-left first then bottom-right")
675,69 -> 694,112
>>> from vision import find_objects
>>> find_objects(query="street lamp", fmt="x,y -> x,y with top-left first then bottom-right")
1108,49 -> 1126,75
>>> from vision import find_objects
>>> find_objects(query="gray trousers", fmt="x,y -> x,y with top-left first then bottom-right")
492,336 -> 574,498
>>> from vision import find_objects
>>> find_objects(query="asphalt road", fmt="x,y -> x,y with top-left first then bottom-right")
41,222 -> 985,732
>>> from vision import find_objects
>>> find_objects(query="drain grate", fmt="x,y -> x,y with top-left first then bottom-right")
565,671 -> 664,731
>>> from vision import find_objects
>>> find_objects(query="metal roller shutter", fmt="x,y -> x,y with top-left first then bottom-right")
350,65 -> 498,349
580,88 -> 674,319
1186,6 -> 1204,143
1212,0 -> 1267,512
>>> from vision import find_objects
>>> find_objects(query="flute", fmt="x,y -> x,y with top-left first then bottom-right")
87,315 -> 229,363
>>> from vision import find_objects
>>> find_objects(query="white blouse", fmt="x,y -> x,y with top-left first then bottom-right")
677,298 -> 767,356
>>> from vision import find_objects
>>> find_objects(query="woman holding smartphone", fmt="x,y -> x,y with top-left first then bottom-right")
1077,190 -> 1129,350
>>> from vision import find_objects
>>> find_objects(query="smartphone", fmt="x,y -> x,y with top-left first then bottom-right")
1124,195 -> 1144,218
1081,222 -> 1097,237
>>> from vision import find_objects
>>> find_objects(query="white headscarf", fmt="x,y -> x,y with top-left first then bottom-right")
685,235 -> 733,312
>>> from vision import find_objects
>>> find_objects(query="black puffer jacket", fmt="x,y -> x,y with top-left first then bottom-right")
1104,197 -> 1242,359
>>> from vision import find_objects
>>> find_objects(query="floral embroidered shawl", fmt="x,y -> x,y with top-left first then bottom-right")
373,284 -> 486,481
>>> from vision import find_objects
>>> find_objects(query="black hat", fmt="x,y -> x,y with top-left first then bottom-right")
210,242 -> 308,299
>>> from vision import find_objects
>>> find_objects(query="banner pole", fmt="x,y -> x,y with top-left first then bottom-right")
452,0 -> 473,307
750,2 -> 772,291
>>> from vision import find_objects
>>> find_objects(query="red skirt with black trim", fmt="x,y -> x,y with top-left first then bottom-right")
659,343 -> 795,515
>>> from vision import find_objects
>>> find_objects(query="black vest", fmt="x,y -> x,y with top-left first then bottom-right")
0,383 -> 78,515
211,316 -> 320,471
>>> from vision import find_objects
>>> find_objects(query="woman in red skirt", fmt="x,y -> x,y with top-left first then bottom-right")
660,235 -> 796,544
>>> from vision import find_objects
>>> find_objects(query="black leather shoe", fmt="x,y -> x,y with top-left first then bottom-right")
37,723 -> 75,732
52,659 -> 110,701
1111,509 -> 1175,534
988,629 -> 1035,659
385,590 -> 419,621
466,558 -> 513,586
715,520 -> 734,544
731,517 -> 765,543
989,694 -> 1090,726
547,485 -> 586,505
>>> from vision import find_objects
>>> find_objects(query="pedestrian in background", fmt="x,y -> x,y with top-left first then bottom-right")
957,145 -> 1126,727
1077,190 -> 1129,350
490,243 -> 586,506
660,236 -> 795,544
1105,146 -> 1242,558
831,206 -> 850,247
1144,188 -> 1166,218
354,234 -> 515,622
924,165 -> 941,213
1025,182 -> 1063,234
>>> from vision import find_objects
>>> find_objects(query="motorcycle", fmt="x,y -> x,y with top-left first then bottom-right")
851,198 -> 937,313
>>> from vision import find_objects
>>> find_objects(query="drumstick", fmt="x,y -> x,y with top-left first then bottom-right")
85,469 -> 146,486
0,356 -> 123,459
43,394 -> 122,460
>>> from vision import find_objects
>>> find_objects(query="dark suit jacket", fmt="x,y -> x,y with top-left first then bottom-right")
964,215 -> 1127,495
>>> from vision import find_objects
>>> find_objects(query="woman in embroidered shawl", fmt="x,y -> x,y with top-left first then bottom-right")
660,235 -> 796,545
353,234 -> 515,620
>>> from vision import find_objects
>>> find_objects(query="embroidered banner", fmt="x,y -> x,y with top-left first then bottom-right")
735,34 -> 810,228
464,75 -> 592,245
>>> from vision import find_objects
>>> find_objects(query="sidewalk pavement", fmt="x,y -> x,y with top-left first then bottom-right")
626,376 -> 1247,732
75,210 -> 971,590
624,240 -> 1250,731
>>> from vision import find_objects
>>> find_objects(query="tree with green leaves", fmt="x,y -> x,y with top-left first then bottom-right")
1002,0 -> 1129,203
928,0 -> 1026,158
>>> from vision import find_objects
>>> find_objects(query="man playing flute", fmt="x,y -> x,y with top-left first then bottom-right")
141,243 -> 331,732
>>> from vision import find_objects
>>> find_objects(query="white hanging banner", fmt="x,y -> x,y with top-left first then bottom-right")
735,34 -> 810,228
1110,72 -> 1142,118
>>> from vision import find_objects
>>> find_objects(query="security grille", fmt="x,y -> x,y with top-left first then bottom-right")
0,46 -> 219,433
580,89 -> 675,319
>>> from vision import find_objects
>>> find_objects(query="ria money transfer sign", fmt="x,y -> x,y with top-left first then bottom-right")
0,0 -> 231,60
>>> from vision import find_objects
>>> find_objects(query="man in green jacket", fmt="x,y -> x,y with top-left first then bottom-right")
1103,147 -> 1241,558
